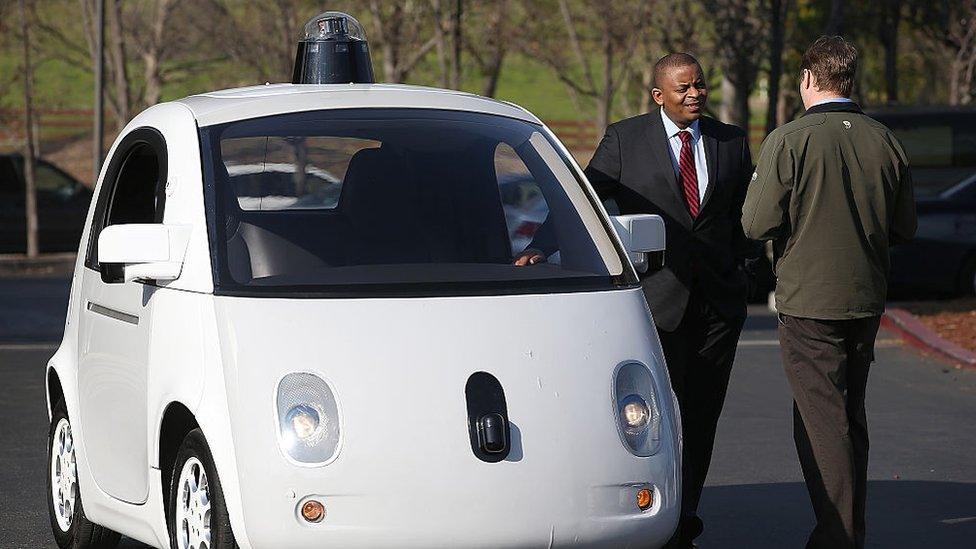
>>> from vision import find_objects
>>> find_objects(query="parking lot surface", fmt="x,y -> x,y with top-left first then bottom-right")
1,279 -> 974,548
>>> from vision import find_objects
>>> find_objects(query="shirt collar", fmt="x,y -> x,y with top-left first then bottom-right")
810,97 -> 853,108
660,107 -> 700,141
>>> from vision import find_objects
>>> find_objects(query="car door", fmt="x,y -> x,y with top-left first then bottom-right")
0,156 -> 26,253
76,128 -> 168,504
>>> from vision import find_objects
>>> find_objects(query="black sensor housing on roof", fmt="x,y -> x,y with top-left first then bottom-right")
292,12 -> 375,85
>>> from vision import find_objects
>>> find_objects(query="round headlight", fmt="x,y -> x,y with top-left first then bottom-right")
621,394 -> 650,434
276,373 -> 341,465
613,362 -> 662,456
285,404 -> 323,445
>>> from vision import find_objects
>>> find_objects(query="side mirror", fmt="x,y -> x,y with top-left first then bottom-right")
97,224 -> 192,284
611,214 -> 666,273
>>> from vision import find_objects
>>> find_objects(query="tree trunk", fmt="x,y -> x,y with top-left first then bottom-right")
950,57 -> 963,106
106,0 -> 130,130
825,0 -> 844,35
721,74 -> 750,129
596,28 -> 613,135
765,0 -> 785,136
879,0 -> 902,104
141,0 -> 173,108
19,0 -> 39,258
640,63 -> 653,113
370,1 -> 401,83
450,0 -> 462,89
431,0 -> 449,87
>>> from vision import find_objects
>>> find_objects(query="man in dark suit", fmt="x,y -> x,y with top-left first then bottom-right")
519,53 -> 755,548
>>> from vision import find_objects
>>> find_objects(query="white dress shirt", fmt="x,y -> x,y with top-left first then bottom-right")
810,96 -> 854,108
660,108 -> 709,202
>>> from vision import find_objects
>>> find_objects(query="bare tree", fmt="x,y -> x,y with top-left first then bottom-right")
19,0 -> 39,257
636,0 -> 702,114
368,0 -> 437,83
196,0 -> 303,83
105,0 -> 131,126
431,0 -> 463,89
704,0 -> 767,128
465,0 -> 510,97
519,0 -> 651,133
913,0 -> 976,105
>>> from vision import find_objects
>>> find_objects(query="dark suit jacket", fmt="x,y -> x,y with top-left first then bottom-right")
585,108 -> 755,331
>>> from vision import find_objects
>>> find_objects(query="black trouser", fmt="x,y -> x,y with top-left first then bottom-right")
778,313 -> 881,549
658,294 -> 745,548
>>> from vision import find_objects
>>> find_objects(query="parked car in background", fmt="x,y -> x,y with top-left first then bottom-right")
867,107 -> 976,296
0,153 -> 92,253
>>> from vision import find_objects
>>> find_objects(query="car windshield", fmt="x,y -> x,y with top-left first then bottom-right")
200,108 -> 634,297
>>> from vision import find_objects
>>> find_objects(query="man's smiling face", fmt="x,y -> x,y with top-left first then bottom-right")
652,63 -> 708,129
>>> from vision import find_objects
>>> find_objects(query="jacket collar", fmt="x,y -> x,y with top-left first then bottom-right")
803,100 -> 863,116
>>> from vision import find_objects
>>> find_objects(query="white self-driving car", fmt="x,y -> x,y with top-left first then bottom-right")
45,82 -> 681,548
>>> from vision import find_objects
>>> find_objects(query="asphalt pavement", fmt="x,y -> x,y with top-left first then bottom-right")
1,276 -> 974,548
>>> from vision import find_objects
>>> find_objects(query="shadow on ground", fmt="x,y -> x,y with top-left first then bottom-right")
699,480 -> 976,548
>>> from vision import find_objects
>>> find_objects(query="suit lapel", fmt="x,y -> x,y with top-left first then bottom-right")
644,108 -> 693,228
699,129 -> 719,215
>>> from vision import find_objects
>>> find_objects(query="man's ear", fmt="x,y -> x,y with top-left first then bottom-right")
651,88 -> 664,106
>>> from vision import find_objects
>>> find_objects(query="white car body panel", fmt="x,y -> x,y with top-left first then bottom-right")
215,289 -> 678,548
48,83 -> 680,549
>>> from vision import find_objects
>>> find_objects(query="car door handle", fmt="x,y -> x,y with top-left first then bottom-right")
87,301 -> 139,325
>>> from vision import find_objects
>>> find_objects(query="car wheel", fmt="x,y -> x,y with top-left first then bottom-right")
168,428 -> 236,549
47,399 -> 122,549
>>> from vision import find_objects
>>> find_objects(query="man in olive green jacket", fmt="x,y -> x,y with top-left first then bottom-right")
742,36 -> 916,549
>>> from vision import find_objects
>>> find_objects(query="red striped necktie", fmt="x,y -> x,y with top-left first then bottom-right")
677,130 -> 700,218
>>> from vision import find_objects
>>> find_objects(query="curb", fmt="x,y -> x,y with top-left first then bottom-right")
0,253 -> 76,277
882,308 -> 976,368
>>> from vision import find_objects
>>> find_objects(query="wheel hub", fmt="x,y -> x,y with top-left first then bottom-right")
176,457 -> 212,549
50,418 -> 77,532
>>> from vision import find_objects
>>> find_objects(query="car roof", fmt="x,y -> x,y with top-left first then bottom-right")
176,83 -> 540,127
865,105 -> 976,118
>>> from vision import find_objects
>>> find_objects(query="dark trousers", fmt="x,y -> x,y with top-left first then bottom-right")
658,294 -> 745,548
778,313 -> 881,549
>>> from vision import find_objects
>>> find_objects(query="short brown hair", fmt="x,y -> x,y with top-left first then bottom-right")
801,36 -> 857,96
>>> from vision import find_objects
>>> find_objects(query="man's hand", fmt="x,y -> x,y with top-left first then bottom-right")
513,248 -> 546,266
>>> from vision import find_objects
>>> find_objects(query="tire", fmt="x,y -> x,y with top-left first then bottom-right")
47,399 -> 122,549
167,428 -> 236,549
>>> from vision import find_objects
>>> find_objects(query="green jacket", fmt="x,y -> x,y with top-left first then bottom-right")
741,101 -> 917,320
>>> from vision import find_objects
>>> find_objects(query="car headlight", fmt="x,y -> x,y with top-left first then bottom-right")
613,362 -> 661,456
276,373 -> 341,465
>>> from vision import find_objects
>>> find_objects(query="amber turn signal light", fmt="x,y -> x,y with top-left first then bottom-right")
301,499 -> 325,522
636,488 -> 653,511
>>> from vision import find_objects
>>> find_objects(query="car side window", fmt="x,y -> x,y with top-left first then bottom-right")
0,157 -> 18,197
84,128 -> 168,271
35,162 -> 79,200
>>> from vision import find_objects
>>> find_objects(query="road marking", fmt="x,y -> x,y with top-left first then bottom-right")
941,516 -> 976,525
0,343 -> 58,351
739,339 -> 901,348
